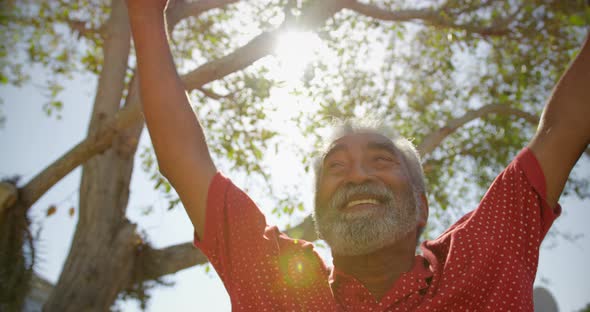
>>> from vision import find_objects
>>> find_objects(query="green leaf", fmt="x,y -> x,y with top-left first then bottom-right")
297,203 -> 305,212
569,14 -> 586,26
51,100 -> 63,110
252,145 -> 262,160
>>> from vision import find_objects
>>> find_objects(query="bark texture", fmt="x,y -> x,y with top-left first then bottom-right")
43,1 -> 140,310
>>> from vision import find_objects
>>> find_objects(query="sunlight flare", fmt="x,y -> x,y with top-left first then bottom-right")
273,31 -> 322,82
264,30 -> 325,142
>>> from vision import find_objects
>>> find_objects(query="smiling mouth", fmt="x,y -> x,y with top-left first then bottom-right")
344,198 -> 381,209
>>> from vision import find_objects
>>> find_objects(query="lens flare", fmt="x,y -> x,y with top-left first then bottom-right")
274,31 -> 321,82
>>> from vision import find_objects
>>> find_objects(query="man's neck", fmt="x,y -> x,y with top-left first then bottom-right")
332,233 -> 417,301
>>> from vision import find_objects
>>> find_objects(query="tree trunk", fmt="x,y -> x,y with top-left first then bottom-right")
43,1 -> 144,310
43,113 -> 145,311
0,200 -> 32,312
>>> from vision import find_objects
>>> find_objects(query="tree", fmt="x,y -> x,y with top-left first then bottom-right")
1,0 -> 589,310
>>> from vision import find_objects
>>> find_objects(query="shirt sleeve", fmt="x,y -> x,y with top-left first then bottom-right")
193,172 -> 277,284
420,148 -> 562,307
416,149 -> 564,312
431,147 -> 561,241
472,147 -> 560,237
513,147 -> 562,238
193,172 -> 331,309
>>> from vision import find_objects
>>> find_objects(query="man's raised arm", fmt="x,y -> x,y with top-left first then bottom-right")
528,32 -> 590,207
127,0 -> 216,238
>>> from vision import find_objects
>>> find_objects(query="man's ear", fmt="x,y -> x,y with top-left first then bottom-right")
417,193 -> 429,228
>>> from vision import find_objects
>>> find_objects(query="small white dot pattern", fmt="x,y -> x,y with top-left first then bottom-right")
194,148 -> 561,311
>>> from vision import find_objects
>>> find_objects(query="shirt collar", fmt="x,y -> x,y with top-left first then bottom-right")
329,254 -> 433,305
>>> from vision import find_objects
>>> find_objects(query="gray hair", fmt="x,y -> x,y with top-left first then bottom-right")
313,117 -> 426,199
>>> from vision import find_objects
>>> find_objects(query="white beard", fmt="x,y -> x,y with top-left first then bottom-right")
314,182 -> 418,256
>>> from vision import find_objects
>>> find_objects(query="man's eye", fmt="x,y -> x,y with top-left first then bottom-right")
327,162 -> 345,169
375,156 -> 393,162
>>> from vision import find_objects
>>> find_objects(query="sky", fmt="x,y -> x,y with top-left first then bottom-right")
1,37 -> 590,312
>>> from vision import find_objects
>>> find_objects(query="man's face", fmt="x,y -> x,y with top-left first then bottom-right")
314,132 -> 419,256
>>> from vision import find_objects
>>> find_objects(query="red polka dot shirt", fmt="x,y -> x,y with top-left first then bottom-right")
194,148 -> 561,311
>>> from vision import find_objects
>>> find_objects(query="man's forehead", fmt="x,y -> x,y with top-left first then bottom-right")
324,132 -> 398,156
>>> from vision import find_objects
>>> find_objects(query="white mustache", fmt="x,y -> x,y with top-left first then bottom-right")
328,182 -> 394,211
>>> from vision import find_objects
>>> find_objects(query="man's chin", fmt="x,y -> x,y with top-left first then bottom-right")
319,218 -> 416,256
326,239 -> 388,256
338,204 -> 385,221
319,224 -> 387,256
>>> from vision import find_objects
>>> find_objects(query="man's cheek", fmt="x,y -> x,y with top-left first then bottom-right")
317,187 -> 333,207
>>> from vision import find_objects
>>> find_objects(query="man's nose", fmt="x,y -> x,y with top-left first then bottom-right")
346,162 -> 373,184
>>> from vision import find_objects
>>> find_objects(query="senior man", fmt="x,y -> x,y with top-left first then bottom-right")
127,0 -> 589,310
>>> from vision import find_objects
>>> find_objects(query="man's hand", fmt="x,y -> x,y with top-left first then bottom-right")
528,32 -> 590,207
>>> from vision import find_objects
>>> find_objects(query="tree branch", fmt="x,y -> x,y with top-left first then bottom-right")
343,1 -> 511,37
0,182 -> 18,224
65,18 -> 101,40
343,2 -> 436,22
136,242 -> 207,284
132,216 -> 317,284
182,31 -> 277,88
196,87 -> 233,100
417,103 -> 538,157
166,0 -> 241,34
19,97 -> 142,209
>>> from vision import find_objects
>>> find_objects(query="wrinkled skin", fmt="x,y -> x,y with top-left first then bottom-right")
314,132 -> 424,256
